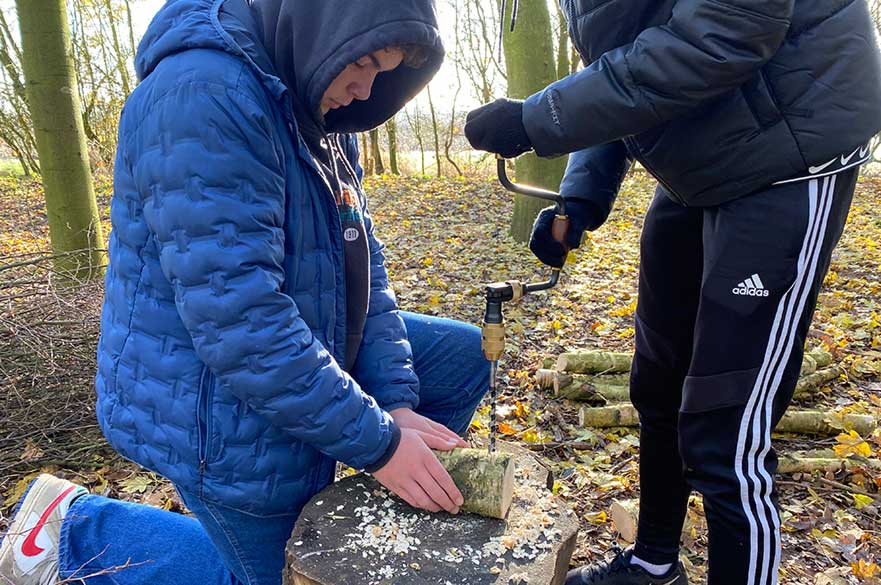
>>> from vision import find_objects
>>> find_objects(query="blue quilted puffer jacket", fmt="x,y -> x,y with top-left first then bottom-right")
95,0 -> 443,515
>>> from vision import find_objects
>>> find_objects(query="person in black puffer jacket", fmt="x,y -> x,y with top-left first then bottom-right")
465,1 -> 881,584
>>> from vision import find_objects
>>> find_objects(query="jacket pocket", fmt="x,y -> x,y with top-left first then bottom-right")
681,367 -> 761,414
742,71 -> 783,129
196,366 -> 215,471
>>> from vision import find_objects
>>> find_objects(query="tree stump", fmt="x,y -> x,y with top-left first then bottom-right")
284,442 -> 579,585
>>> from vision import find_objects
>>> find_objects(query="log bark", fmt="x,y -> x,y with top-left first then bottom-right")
578,404 -> 877,437
808,349 -> 833,368
800,353 -> 817,376
432,448 -> 514,519
556,351 -> 632,374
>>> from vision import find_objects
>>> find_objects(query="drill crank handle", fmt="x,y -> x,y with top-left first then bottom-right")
496,155 -> 571,266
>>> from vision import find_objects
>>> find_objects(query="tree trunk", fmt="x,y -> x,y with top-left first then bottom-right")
16,0 -> 105,279
503,0 -> 567,242
433,448 -> 514,519
556,5 -> 570,81
369,128 -> 384,175
426,84 -> 442,177
385,117 -> 399,175
102,0 -> 131,97
577,404 -> 877,437
360,132 -> 372,175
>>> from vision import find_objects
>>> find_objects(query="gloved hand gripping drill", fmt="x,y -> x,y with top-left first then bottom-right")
483,156 -> 570,453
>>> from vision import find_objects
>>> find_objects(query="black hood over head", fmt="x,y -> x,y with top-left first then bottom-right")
250,0 -> 444,134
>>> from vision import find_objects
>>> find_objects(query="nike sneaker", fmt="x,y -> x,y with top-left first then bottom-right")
0,474 -> 87,585
565,547 -> 689,585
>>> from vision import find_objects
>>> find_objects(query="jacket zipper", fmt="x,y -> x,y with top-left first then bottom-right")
196,367 -> 214,473
563,0 -> 585,58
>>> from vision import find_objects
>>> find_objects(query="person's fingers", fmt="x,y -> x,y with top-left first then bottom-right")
416,468 -> 459,514
419,430 -> 459,451
425,454 -> 464,508
423,418 -> 465,445
403,479 -> 442,513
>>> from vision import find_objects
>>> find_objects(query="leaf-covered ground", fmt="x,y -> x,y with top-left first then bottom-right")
1,169 -> 880,583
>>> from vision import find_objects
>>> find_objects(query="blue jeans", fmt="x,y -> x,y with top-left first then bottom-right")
56,312 -> 488,585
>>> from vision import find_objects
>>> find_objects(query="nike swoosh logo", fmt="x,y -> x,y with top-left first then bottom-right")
20,485 -> 77,557
808,159 -> 836,174
860,144 -> 871,158
841,147 -> 860,166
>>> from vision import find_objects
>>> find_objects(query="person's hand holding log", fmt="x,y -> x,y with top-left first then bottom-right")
372,421 -> 465,515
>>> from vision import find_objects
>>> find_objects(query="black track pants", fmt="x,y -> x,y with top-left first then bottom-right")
629,168 -> 859,585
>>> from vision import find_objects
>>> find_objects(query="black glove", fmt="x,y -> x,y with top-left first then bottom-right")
529,200 -> 602,268
464,98 -> 532,159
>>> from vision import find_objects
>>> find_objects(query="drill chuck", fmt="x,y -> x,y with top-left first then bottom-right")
481,322 -> 505,362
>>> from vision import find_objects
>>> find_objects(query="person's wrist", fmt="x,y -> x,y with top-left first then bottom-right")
364,422 -> 402,473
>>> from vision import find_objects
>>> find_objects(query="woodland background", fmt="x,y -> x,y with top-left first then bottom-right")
1,1 -> 880,583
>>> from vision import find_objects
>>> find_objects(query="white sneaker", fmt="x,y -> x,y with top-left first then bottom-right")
0,474 -> 87,585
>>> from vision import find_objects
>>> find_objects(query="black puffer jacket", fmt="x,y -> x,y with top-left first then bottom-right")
524,0 -> 881,213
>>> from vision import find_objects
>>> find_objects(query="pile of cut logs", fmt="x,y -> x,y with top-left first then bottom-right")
537,349 -> 880,476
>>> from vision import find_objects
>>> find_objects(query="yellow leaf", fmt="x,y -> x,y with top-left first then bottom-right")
852,494 -> 874,509
852,559 -> 881,579
521,429 -> 540,444
834,430 -> 874,458
552,319 -> 562,331
514,401 -> 529,420
552,481 -> 562,495
428,293 -> 440,305
422,257 -> 433,266
584,510 -> 607,524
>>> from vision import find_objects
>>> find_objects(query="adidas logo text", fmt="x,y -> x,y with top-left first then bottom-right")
732,273 -> 769,297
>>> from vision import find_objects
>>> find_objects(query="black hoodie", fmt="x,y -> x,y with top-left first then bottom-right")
248,0 -> 444,374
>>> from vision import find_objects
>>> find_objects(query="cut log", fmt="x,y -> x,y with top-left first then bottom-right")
774,410 -> 876,437
432,448 -> 514,519
554,350 -> 832,377
578,404 -> 640,428
577,404 -> 877,437
794,366 -> 846,396
807,349 -> 833,368
609,499 -> 698,544
777,454 -> 881,475
609,499 -> 639,543
284,441 -> 579,585
556,351 -> 632,374
554,375 -> 629,404
800,354 -> 817,376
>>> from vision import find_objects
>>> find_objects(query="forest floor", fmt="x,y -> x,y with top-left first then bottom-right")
1,168 -> 880,583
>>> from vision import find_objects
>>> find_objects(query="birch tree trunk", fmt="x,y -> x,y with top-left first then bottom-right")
502,0 -> 568,242
16,0 -> 105,279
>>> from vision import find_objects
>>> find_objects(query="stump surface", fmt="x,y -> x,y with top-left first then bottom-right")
284,442 -> 578,585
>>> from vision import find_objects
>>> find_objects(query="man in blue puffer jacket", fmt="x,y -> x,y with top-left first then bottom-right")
465,1 -> 881,584
0,1 -> 488,584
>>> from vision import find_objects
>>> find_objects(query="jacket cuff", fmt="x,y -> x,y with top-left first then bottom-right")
381,401 -> 417,413
363,422 -> 402,473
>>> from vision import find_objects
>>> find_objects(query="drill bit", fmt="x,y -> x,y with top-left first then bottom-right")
489,360 -> 498,453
